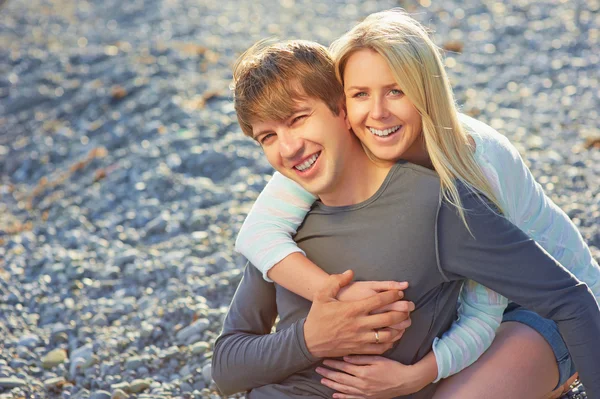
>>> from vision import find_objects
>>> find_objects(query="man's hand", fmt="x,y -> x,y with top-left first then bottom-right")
303,270 -> 411,358
315,355 -> 435,398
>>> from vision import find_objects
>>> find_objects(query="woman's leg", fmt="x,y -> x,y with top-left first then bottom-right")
433,321 -> 560,399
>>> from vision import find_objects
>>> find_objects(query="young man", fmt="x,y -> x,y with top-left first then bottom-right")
212,40 -> 600,398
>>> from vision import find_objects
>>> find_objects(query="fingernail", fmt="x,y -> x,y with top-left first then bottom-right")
342,270 -> 351,275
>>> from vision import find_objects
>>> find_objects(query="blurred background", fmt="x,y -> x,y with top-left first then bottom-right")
0,0 -> 598,398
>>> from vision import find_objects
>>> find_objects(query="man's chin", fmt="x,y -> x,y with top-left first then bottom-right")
283,173 -> 323,197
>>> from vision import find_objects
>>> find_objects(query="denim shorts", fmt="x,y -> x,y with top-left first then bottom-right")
502,303 -> 577,389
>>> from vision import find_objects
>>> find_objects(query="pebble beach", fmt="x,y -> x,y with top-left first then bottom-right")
0,0 -> 598,398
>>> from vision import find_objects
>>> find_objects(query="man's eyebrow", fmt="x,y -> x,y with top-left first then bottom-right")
290,106 -> 311,115
251,107 -> 312,139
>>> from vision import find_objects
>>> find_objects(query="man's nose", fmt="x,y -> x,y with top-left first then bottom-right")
278,130 -> 303,159
371,97 -> 390,120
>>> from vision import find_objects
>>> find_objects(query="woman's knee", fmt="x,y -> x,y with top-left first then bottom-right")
434,321 -> 559,399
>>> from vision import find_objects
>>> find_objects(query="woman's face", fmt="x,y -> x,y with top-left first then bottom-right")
343,48 -> 429,166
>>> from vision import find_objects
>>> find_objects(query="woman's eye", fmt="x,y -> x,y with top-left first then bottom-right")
353,92 -> 367,98
390,89 -> 404,96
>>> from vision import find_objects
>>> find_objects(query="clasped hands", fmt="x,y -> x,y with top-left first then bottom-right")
304,270 -> 425,398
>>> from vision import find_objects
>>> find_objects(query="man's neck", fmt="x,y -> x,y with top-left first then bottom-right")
319,137 -> 394,207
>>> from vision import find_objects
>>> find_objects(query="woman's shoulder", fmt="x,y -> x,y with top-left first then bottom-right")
458,113 -> 519,164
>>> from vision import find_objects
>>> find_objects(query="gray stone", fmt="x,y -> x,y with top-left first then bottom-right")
110,382 -> 130,392
189,341 -> 210,355
114,250 -> 138,267
180,382 -> 193,393
175,319 -> 210,343
111,389 -> 129,399
144,215 -> 168,236
201,363 -> 212,384
0,377 -> 27,388
72,389 -> 90,399
18,334 -> 41,348
129,379 -> 151,393
125,356 -> 143,371
89,390 -> 112,399
70,344 -> 94,377
90,313 -> 109,327
44,376 -> 67,390
159,346 -> 180,359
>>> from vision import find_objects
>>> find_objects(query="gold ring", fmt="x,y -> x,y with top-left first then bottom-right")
374,330 -> 380,344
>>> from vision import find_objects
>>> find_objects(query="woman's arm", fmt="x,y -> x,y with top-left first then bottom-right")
438,186 -> 600,397
431,280 -> 507,381
464,114 -> 600,302
235,171 -> 317,282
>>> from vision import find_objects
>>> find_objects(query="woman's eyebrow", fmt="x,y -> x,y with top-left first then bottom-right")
345,83 -> 399,91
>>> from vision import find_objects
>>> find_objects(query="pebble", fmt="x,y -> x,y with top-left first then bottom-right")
110,382 -> 130,392
189,342 -> 210,355
201,364 -> 212,385
129,379 -> 152,393
124,356 -> 143,371
0,377 -> 27,388
111,389 -> 129,399
176,319 -> 210,343
17,334 -> 41,348
89,390 -> 112,399
180,382 -> 193,392
44,376 -> 67,390
42,348 -> 68,369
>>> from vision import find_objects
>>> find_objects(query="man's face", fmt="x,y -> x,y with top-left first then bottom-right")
251,96 -> 353,198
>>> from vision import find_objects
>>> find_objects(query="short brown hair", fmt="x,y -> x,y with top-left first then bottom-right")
231,39 -> 345,137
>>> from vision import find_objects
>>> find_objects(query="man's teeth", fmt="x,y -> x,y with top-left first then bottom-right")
369,126 -> 401,137
295,153 -> 320,171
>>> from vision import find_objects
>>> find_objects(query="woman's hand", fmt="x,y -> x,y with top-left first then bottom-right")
337,281 -> 415,331
316,355 -> 434,399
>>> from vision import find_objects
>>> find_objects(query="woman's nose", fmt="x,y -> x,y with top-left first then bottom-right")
371,97 -> 390,120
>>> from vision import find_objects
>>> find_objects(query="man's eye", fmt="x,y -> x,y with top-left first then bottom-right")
293,115 -> 307,123
260,133 -> 275,144
292,115 -> 307,124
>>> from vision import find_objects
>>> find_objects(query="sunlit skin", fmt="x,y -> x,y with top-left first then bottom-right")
252,97 -> 388,206
344,48 -> 432,168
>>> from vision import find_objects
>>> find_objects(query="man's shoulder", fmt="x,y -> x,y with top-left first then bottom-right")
386,161 -> 441,199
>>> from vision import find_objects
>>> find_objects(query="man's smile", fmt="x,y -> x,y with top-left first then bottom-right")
293,151 -> 321,172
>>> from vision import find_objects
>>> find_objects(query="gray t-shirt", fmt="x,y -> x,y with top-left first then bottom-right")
213,162 -> 600,398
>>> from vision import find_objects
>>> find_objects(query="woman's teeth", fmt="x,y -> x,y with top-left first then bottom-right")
369,126 -> 401,137
295,152 -> 320,171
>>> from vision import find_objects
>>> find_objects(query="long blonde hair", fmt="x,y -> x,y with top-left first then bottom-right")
330,9 -> 503,227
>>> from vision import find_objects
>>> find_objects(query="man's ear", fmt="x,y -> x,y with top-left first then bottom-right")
339,101 -> 351,130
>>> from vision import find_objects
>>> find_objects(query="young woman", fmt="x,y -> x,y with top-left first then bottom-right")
235,9 -> 599,398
